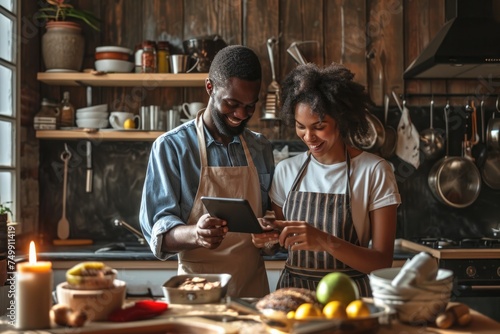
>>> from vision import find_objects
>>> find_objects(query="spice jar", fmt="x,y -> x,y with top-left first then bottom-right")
157,41 -> 171,73
141,41 -> 157,73
134,43 -> 143,73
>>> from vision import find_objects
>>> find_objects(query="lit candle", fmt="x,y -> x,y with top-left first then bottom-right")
15,241 -> 53,330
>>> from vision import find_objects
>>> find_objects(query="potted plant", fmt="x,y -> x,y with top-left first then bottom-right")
0,201 -> 12,223
37,0 -> 100,72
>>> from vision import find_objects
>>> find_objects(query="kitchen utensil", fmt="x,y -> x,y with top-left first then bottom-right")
482,100 -> 500,190
355,111 -> 385,152
57,145 -> 71,240
472,100 -> 487,168
182,35 -> 227,73
162,273 -> 231,304
420,98 -> 445,160
428,103 -> 481,208
393,92 -> 420,169
486,100 -> 500,150
380,94 -> 397,158
262,37 -> 280,120
85,141 -> 92,193
286,40 -> 318,65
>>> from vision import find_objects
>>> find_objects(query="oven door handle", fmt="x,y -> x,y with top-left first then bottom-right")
465,285 -> 500,291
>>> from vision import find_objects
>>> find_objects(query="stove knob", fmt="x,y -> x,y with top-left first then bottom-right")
466,266 -> 476,277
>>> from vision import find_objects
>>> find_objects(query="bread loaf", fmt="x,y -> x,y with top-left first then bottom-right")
256,287 -> 319,313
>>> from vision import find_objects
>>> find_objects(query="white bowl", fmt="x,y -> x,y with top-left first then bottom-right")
95,46 -> 133,54
76,118 -> 109,129
95,59 -> 134,73
369,267 -> 453,324
76,104 -> 108,113
56,280 -> 126,321
76,111 -> 109,120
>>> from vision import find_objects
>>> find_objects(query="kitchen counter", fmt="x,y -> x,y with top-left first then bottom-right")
1,301 -> 499,334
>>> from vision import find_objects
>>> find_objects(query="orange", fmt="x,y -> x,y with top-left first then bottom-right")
294,303 -> 323,320
322,301 -> 347,319
346,300 -> 371,318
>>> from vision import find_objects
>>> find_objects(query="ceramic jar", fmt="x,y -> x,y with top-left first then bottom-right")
42,21 -> 85,71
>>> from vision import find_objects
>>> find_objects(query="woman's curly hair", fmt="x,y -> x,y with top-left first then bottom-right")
279,62 -> 373,142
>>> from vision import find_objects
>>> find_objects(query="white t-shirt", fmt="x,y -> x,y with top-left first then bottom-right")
269,151 -> 401,246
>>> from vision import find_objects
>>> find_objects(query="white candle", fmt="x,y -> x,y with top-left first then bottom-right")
15,241 -> 53,330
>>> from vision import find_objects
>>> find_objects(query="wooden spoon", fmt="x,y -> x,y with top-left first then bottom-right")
57,148 -> 71,240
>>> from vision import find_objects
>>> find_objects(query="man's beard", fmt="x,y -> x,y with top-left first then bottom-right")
210,101 -> 248,137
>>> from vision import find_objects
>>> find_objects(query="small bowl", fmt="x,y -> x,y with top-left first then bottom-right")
95,59 -> 134,73
95,46 -> 133,54
95,52 -> 131,61
76,104 -> 108,113
76,118 -> 109,129
56,279 -> 126,321
76,111 -> 109,120
162,273 -> 231,304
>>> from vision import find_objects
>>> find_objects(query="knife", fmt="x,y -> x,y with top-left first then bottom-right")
85,141 -> 92,192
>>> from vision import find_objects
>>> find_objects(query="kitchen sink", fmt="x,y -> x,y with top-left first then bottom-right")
94,242 -> 151,253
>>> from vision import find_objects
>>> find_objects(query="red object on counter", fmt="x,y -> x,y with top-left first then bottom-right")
108,300 -> 168,322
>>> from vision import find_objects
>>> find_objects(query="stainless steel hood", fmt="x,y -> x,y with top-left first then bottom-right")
403,0 -> 500,79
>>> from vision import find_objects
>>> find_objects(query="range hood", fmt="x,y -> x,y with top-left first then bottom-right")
404,0 -> 500,79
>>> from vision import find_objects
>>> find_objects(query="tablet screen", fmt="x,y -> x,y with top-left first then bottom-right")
201,196 -> 264,234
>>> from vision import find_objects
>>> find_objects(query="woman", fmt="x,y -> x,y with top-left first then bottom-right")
253,63 -> 401,296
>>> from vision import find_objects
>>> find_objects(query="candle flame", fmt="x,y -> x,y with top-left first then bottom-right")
29,241 -> 37,264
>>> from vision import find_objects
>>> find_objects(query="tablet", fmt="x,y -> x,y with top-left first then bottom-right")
201,196 -> 264,234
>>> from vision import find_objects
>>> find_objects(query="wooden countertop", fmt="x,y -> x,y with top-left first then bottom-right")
400,239 -> 500,259
3,301 -> 498,334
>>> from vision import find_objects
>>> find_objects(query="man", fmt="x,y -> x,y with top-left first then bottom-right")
139,45 -> 275,297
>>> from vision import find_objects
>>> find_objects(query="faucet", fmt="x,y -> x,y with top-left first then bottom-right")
114,219 -> 146,245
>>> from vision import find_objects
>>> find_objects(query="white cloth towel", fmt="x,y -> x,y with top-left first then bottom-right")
396,105 -> 420,169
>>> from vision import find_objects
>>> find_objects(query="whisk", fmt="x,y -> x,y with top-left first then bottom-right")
262,37 -> 280,119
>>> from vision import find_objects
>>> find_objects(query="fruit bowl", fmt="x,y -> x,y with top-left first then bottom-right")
259,301 -> 393,334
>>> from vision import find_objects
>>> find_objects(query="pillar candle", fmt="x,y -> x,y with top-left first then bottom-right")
15,241 -> 53,330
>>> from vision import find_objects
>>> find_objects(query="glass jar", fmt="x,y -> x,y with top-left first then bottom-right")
60,91 -> 75,128
141,41 -> 157,73
157,41 -> 171,73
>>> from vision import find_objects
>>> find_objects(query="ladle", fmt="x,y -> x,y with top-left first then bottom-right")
472,100 -> 487,168
420,98 -> 445,160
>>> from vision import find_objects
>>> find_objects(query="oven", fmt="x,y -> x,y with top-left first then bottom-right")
400,238 -> 500,322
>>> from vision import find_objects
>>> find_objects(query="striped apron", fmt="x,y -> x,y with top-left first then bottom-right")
277,151 -> 371,297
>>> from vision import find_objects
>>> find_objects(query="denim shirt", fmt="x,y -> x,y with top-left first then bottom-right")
139,119 -> 275,260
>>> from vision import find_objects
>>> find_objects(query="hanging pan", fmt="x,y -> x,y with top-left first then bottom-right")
428,103 -> 482,208
481,99 -> 500,189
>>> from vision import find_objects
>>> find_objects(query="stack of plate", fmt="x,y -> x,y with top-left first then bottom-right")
76,104 -> 109,128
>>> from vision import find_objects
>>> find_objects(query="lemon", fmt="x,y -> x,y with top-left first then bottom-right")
316,272 -> 359,306
123,118 -> 135,129
322,301 -> 347,319
286,310 -> 295,319
346,300 -> 371,318
294,303 -> 323,320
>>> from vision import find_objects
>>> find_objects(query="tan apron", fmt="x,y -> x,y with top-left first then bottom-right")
177,111 -> 270,298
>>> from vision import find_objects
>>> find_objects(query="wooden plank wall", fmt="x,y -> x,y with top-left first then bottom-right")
29,0 -> 499,134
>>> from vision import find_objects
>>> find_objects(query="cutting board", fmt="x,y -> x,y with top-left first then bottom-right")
49,317 -> 240,334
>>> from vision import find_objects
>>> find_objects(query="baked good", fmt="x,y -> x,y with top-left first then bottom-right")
66,261 -> 116,290
256,287 -> 319,313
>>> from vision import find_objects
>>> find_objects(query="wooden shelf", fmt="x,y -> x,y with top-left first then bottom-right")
37,72 -> 207,87
36,130 -> 164,141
